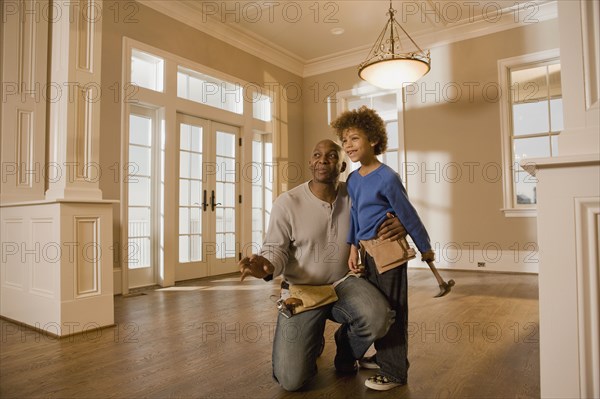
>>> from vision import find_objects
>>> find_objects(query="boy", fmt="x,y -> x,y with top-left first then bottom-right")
332,106 -> 434,391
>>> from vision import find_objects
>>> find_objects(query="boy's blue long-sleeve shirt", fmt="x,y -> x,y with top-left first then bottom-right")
347,163 -> 432,253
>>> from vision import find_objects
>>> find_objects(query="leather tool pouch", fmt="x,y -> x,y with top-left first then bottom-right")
277,284 -> 338,317
360,236 -> 416,274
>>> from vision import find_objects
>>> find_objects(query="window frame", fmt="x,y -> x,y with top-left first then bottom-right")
120,37 -> 279,290
497,48 -> 561,217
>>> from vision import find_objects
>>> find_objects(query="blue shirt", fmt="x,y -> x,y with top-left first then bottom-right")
347,163 -> 432,253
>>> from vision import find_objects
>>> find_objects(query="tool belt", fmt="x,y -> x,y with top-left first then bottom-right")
360,235 -> 416,274
277,282 -> 338,318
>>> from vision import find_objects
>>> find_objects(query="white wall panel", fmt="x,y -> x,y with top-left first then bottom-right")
77,0 -> 94,72
16,110 -> 34,187
575,197 -> 600,399
2,219 -> 26,289
30,218 -> 57,297
74,217 -> 100,296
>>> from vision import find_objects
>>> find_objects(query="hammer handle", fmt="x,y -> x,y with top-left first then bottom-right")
426,260 -> 446,286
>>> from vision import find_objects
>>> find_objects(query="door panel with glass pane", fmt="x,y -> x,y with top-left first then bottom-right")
179,120 -> 204,265
214,126 -> 237,263
176,115 -> 239,280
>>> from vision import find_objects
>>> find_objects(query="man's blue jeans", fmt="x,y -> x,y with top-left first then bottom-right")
272,275 -> 394,391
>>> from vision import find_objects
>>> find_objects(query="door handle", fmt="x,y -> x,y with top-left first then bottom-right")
211,190 -> 221,211
202,189 -> 208,212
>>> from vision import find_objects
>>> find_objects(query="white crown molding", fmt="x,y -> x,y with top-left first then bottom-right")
138,0 -> 305,77
138,0 -> 557,79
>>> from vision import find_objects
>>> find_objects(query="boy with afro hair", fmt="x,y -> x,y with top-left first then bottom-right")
331,106 -> 434,391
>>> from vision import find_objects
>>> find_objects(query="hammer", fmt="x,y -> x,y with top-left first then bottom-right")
426,260 -> 455,298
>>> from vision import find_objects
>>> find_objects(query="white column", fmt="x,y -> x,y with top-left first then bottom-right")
0,0 -> 48,203
45,0 -> 103,200
1,0 -> 114,336
532,1 -> 600,398
556,0 -> 600,155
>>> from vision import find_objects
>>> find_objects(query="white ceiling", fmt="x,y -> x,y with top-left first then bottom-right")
140,0 -> 557,76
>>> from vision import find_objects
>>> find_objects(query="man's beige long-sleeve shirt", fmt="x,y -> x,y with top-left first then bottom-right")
259,181 -> 351,285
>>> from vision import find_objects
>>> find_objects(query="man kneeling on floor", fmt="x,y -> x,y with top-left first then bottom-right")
239,139 -> 404,391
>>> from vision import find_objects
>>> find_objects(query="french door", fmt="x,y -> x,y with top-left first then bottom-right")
176,114 -> 240,280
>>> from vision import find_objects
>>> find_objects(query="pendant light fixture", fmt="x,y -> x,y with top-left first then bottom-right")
358,1 -> 431,89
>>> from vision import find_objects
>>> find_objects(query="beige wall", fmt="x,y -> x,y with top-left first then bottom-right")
99,2 -> 559,271
303,19 -> 560,269
99,1 -> 304,269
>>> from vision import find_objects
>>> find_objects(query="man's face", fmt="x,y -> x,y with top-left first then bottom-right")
308,140 -> 346,184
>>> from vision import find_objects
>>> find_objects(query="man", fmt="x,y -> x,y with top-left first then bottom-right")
239,139 -> 404,391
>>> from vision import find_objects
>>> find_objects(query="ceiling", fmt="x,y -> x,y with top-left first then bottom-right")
140,0 -> 557,76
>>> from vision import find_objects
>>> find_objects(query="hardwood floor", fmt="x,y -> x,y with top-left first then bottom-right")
1,269 -> 540,398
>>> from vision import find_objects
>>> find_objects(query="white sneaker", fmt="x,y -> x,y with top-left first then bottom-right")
365,374 -> 404,391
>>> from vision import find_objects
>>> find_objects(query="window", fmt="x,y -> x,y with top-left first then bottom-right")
126,104 -> 163,288
251,133 -> 273,245
177,67 -> 243,115
131,49 -> 164,92
128,111 -> 153,269
498,50 -> 562,216
253,93 -> 272,122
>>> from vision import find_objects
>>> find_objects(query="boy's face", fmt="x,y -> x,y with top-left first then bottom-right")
309,140 -> 346,184
341,128 -> 377,164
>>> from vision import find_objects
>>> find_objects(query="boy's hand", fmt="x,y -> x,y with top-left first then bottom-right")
239,255 -> 274,281
377,212 -> 406,241
421,250 -> 435,263
348,245 -> 361,273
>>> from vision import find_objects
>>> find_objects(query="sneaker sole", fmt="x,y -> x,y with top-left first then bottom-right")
365,378 -> 406,391
358,361 -> 380,370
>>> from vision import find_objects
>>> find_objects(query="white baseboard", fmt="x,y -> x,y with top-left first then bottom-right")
408,249 -> 539,274
113,268 -> 122,295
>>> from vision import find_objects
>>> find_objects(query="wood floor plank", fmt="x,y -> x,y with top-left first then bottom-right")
0,270 -> 539,398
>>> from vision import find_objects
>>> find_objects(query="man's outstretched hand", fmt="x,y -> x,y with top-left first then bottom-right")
377,212 -> 406,241
239,254 -> 275,281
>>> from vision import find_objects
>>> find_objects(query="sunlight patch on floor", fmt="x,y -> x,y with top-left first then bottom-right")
155,286 -> 208,291
203,285 -> 274,291
209,277 -> 244,282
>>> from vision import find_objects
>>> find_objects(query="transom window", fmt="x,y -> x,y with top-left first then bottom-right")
131,49 -> 164,92
177,67 -> 243,115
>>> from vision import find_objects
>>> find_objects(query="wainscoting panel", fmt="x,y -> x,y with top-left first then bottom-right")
2,218 -> 26,289
575,197 -> 600,399
74,217 -> 100,297
16,110 -> 33,187
30,218 -> 57,297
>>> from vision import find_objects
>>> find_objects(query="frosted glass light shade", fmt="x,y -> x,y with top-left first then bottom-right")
359,58 -> 430,89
